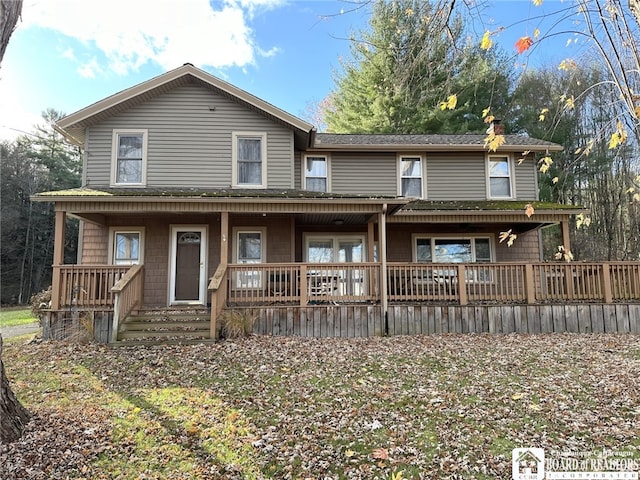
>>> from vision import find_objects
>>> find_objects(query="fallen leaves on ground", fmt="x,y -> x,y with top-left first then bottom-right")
1,333 -> 639,479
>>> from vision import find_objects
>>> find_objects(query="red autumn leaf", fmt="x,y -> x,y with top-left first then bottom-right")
515,36 -> 533,54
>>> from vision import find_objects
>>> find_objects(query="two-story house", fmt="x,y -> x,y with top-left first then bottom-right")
34,63 -> 639,342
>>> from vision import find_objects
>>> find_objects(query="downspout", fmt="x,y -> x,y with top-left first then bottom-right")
379,204 -> 388,334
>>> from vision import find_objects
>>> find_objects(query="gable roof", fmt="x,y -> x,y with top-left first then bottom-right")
312,133 -> 563,152
56,63 -> 316,148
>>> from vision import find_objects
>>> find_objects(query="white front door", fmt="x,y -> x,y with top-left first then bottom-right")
169,225 -> 207,305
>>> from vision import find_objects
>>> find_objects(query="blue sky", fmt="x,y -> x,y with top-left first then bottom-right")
0,0 -> 587,141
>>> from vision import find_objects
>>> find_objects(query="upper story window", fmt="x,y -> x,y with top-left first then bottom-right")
111,129 -> 147,186
232,132 -> 267,188
398,155 -> 424,198
303,155 -> 330,192
487,155 -> 514,198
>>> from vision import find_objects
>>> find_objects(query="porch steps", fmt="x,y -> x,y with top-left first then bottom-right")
115,309 -> 212,344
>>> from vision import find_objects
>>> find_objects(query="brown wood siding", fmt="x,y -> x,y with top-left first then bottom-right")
331,152 -> 397,195
495,229 -> 541,262
81,222 -> 108,264
228,215 -> 293,263
426,152 -> 486,200
85,84 -> 294,189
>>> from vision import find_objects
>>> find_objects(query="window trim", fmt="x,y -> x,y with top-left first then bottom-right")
108,227 -> 145,265
486,154 -> 515,199
302,154 -> 331,192
232,132 -> 267,188
411,234 -> 494,263
232,227 -> 267,263
110,129 -> 148,187
397,154 -> 426,198
303,233 -> 367,263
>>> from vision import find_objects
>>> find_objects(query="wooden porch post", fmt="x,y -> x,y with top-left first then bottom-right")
211,212 -> 229,339
560,220 -> 571,252
50,210 -> 66,310
378,205 -> 388,326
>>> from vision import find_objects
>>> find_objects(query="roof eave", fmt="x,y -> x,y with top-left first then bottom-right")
307,143 -> 564,153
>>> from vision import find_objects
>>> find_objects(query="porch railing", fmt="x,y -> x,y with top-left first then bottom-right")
387,262 -> 640,304
227,263 -> 380,306
52,265 -> 131,309
111,264 -> 144,342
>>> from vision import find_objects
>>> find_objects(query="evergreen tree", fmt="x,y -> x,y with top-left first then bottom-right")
324,0 -> 512,134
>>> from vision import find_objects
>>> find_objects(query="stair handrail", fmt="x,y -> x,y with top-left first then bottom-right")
208,263 -> 228,339
111,264 -> 144,343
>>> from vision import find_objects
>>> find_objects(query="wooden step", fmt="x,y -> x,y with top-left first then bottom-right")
116,309 -> 213,343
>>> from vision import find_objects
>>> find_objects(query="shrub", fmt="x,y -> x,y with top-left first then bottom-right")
30,286 -> 52,322
219,309 -> 257,339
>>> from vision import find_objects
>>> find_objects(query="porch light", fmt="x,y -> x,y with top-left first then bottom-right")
334,219 -> 344,225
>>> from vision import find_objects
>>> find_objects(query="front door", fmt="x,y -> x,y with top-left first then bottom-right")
170,226 -> 207,305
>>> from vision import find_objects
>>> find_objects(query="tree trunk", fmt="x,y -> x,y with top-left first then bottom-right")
0,0 -> 23,65
0,334 -> 31,444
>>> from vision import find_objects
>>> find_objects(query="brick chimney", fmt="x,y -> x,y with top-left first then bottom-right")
491,119 -> 504,135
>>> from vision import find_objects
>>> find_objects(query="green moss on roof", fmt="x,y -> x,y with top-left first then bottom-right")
34,187 -> 399,200
402,200 -> 585,211
36,188 -> 113,197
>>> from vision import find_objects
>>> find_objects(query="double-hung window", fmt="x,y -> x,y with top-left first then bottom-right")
398,155 -> 424,198
233,132 -> 267,188
234,228 -> 266,288
111,129 -> 147,186
487,155 -> 514,198
303,155 -> 329,192
109,228 -> 144,265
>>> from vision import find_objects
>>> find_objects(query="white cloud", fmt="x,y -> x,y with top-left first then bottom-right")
21,0 -> 285,76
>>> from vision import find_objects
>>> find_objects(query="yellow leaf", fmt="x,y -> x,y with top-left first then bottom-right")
482,106 -> 491,118
440,94 -> 458,111
608,121 -> 627,149
533,0 -> 543,5
480,30 -> 492,50
529,404 -> 542,411
538,156 -> 553,173
552,176 -> 559,184
525,203 -> 534,218
499,229 -> 517,247
538,108 -> 549,121
512,393 -> 523,400
565,95 -> 575,109
484,133 -> 505,152
534,28 -> 540,39
558,58 -> 577,71
576,214 -> 591,229
345,449 -> 356,458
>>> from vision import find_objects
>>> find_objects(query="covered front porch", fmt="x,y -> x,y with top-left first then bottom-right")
36,188 -> 640,341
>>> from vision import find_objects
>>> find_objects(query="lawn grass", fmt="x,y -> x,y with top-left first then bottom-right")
0,307 -> 37,328
1,334 -> 639,479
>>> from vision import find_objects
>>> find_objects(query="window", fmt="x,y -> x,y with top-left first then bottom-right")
488,155 -> 513,198
109,228 -> 144,265
234,228 -> 266,288
303,155 -> 329,192
111,130 -> 147,186
232,132 -> 267,188
413,236 -> 492,263
305,235 -> 365,263
398,155 -> 424,198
